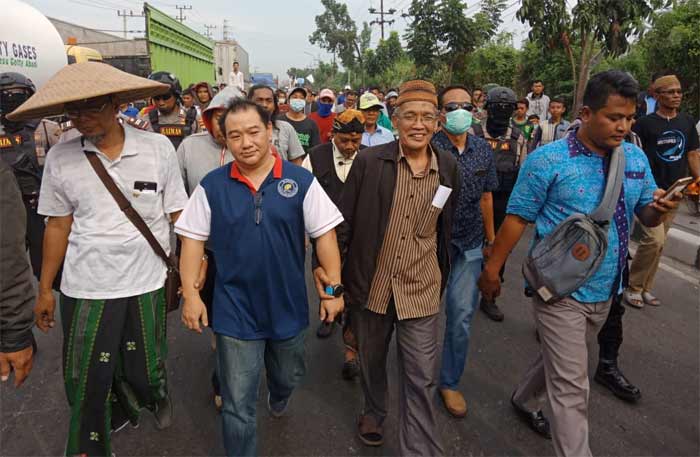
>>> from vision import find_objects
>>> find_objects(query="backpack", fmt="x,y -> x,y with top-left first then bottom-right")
522,145 -> 625,303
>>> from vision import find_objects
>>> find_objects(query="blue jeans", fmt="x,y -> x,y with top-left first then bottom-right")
217,331 -> 306,457
440,245 -> 483,390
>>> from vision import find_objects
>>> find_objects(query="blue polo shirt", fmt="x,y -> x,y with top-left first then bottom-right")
507,133 -> 657,303
174,154 -> 343,340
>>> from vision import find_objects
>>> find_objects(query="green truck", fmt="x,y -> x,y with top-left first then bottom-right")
96,3 -> 214,87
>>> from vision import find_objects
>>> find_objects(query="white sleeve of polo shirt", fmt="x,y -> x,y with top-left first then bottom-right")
162,140 -> 189,214
37,148 -> 73,217
174,184 -> 211,241
303,178 -> 344,239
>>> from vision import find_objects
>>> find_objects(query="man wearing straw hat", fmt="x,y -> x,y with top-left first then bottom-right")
8,62 -> 189,457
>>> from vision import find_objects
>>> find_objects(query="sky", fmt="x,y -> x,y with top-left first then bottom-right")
25,0 -> 529,81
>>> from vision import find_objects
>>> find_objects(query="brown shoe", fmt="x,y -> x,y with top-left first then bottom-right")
440,388 -> 467,418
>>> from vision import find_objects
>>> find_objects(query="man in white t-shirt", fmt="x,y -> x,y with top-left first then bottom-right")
8,62 -> 189,457
228,61 -> 245,92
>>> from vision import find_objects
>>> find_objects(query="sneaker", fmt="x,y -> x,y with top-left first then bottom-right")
267,392 -> 290,418
480,297 -> 504,322
153,395 -> 173,430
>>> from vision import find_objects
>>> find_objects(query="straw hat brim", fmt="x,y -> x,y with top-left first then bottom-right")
7,62 -> 170,121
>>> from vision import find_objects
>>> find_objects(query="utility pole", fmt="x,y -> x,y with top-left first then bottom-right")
204,24 -> 217,39
369,0 -> 396,41
174,5 -> 192,23
117,10 -> 145,39
222,19 -> 231,41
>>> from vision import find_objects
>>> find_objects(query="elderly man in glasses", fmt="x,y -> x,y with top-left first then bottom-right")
330,80 -> 460,455
430,85 -> 498,418
7,62 -> 189,457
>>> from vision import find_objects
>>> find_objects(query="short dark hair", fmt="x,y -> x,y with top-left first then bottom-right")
233,61 -> 239,65
369,86 -> 381,92
247,84 -> 279,121
345,90 -> 358,98
550,97 -> 566,106
516,98 -> 529,108
527,113 -> 540,121
218,99 -> 271,135
437,84 -> 471,109
583,70 -> 639,112
532,79 -> 544,85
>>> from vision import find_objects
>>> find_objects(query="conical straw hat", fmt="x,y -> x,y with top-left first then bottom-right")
7,62 -> 170,121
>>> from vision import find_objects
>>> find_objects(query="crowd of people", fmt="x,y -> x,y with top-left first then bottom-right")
1,56 -> 699,457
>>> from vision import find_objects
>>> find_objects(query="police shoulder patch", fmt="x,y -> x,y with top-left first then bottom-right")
277,178 -> 299,198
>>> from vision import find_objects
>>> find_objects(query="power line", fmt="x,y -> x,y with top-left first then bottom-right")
117,9 -> 144,39
369,0 -> 397,40
203,24 -> 217,39
174,4 -> 192,22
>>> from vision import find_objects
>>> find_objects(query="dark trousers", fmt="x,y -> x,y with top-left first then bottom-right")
597,293 -> 625,360
353,301 -> 443,456
492,191 -> 511,281
60,289 -> 168,456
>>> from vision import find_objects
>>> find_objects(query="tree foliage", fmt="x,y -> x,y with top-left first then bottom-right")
641,0 -> 700,117
309,0 -> 367,69
517,0 -> 666,112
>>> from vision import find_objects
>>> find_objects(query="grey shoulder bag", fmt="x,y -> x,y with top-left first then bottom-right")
522,145 -> 625,303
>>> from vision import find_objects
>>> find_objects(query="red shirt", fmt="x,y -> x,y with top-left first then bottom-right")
309,112 -> 336,144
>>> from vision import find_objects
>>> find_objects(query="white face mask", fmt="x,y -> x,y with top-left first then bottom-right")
289,99 -> 306,113
279,98 -> 286,104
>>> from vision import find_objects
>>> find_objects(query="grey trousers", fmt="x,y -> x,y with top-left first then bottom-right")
513,295 -> 611,457
353,302 -> 444,456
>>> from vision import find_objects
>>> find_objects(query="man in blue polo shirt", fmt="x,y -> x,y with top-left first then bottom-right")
175,99 -> 344,457
478,70 -> 681,457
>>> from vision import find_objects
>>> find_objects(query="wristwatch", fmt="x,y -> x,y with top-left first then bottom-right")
324,284 -> 345,298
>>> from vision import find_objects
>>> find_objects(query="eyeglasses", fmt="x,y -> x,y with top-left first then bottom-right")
397,112 -> 438,124
65,101 -> 110,119
443,102 -> 474,113
658,89 -> 682,95
153,93 -> 174,101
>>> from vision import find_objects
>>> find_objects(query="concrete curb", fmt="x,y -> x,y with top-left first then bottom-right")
631,223 -> 700,269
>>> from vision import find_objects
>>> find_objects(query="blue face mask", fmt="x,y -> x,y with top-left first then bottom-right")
289,99 -> 306,113
444,109 -> 473,135
318,102 -> 333,117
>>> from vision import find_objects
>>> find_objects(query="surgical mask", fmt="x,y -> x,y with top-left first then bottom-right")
443,109 -> 473,135
290,99 -> 306,113
318,102 -> 333,117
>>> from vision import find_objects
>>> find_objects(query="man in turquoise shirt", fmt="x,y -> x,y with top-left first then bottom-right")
479,70 -> 681,457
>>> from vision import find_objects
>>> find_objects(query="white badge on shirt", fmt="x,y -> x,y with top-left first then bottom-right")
431,185 -> 452,209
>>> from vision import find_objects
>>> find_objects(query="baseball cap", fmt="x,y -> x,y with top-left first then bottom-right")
385,90 -> 398,99
288,86 -> 307,99
359,92 -> 383,110
318,88 -> 335,101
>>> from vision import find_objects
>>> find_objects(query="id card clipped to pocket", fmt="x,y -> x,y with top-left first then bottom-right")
431,185 -> 452,209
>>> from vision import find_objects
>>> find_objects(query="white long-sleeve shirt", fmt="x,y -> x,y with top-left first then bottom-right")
228,70 -> 245,91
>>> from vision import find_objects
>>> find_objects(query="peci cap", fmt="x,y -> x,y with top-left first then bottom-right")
396,80 -> 437,107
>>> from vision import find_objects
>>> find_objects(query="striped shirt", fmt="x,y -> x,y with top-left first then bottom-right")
366,145 -> 442,319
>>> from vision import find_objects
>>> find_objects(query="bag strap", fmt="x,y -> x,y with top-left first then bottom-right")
590,145 -> 626,224
82,148 -> 177,272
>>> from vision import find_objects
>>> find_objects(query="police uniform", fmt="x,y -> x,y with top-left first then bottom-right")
145,106 -> 199,149
0,123 -> 45,280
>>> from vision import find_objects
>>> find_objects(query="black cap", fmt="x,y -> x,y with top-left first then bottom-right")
486,86 -> 517,106
148,71 -> 182,96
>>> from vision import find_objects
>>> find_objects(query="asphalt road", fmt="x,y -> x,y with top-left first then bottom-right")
2,231 -> 698,456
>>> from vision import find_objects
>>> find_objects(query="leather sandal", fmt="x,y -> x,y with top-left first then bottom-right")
358,414 -> 384,447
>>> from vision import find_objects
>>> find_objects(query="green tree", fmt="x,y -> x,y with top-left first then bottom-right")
461,33 -> 521,90
309,0 -> 368,71
472,0 -> 507,44
517,0 -> 666,113
641,0 -> 700,117
365,31 -> 406,77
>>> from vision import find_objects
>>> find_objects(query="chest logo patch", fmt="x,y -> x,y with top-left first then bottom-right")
0,135 -> 23,148
277,178 -> 299,198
